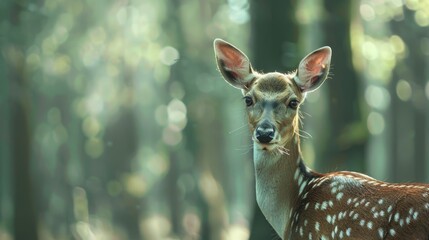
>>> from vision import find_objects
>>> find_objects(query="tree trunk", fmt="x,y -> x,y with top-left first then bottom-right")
320,0 -> 367,173
390,8 -> 428,182
7,2 -> 39,240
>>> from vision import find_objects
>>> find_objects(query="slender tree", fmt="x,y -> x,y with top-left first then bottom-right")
7,2 -> 39,239
389,8 -> 428,182
320,0 -> 367,172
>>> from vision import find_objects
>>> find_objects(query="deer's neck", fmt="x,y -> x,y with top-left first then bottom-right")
253,138 -> 313,238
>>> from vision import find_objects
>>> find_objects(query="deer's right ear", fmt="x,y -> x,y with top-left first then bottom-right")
214,39 -> 255,90
295,46 -> 332,93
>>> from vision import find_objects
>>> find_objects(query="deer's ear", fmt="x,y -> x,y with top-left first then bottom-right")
295,46 -> 331,93
214,39 -> 255,90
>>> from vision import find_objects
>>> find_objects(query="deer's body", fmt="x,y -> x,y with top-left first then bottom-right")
214,39 -> 429,239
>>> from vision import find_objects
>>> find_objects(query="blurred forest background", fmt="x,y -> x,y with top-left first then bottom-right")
1,0 -> 429,239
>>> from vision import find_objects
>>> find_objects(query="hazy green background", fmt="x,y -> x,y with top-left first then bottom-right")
1,0 -> 429,239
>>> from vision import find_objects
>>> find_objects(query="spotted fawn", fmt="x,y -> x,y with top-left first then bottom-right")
213,39 -> 429,240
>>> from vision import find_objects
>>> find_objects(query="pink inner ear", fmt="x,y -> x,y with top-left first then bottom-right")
219,45 -> 245,71
296,47 -> 331,92
305,52 -> 328,74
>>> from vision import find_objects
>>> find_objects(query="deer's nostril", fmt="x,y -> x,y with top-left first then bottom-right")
255,126 -> 275,144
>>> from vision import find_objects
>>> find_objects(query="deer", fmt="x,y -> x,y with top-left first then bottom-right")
213,38 -> 429,240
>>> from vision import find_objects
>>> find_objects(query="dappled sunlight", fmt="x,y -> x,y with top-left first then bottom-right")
3,0 -> 429,239
367,112 -> 385,135
365,85 -> 391,110
358,35 -> 405,83
223,224 -> 250,240
199,171 -> 223,205
140,215 -> 172,240
396,79 -> 413,101
124,174 -> 148,198
182,211 -> 202,239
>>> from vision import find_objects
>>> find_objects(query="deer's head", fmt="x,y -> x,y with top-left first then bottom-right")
214,39 -> 331,152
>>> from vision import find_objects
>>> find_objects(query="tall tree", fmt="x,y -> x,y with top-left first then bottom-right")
319,0 -> 367,172
389,7 -> 428,182
7,2 -> 39,239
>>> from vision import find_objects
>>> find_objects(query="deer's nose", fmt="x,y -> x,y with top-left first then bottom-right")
255,122 -> 275,144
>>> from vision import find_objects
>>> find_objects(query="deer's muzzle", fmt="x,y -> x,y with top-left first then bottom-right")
255,121 -> 275,144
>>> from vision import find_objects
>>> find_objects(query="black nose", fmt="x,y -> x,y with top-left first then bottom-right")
255,122 -> 275,144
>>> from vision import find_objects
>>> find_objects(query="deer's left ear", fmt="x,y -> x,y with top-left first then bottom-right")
295,46 -> 331,93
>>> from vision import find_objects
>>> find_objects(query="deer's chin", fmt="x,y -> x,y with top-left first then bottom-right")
254,142 -> 279,151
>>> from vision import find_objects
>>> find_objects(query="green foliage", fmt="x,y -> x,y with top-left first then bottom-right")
1,0 -> 429,239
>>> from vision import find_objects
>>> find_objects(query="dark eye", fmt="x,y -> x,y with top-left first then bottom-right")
288,99 -> 299,109
244,96 -> 253,106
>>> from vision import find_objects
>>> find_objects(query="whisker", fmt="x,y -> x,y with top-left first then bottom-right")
228,124 -> 248,135
300,110 -> 312,118
277,146 -> 290,156
298,130 -> 312,139
233,143 -> 254,155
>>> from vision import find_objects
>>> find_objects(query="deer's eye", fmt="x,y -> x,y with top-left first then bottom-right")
244,96 -> 253,107
288,99 -> 299,109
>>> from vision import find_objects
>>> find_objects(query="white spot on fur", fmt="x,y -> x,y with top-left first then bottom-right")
406,217 -> 411,225
294,168 -> 300,181
299,181 -> 307,195
298,174 -> 304,186
413,211 -> 419,220
336,192 -> 344,201
367,221 -> 373,229
321,201 -> 328,210
339,230 -> 344,239
326,215 -> 332,224
330,175 -> 363,188
346,228 -> 351,236
378,228 -> 384,239
315,202 -> 320,210
394,213 -> 400,222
